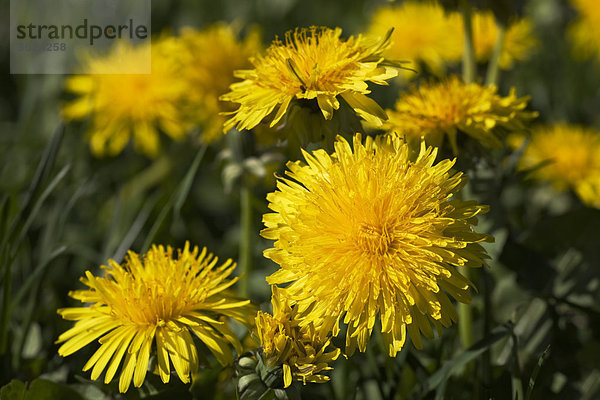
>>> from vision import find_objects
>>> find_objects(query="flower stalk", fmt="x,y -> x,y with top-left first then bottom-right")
239,177 -> 252,298
461,0 -> 476,84
485,21 -> 507,86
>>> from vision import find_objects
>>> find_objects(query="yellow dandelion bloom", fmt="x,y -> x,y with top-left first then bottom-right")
62,38 -> 189,157
255,287 -> 340,388
366,4 -> 536,76
385,76 -> 537,154
261,133 -> 493,356
568,0 -> 600,60
56,243 -> 254,393
221,26 -> 398,132
509,124 -> 600,208
179,24 -> 261,143
470,11 -> 537,69
366,1 -> 462,77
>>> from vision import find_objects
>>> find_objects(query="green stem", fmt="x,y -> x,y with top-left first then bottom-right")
461,0 -> 476,84
239,179 -> 252,298
0,247 -> 11,355
457,267 -> 474,350
481,268 -> 493,398
485,22 -> 506,86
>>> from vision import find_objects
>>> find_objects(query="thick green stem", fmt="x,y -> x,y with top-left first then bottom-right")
461,1 -> 476,84
485,23 -> 507,86
239,179 -> 252,298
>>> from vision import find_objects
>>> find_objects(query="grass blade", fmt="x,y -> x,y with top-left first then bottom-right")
141,146 -> 206,252
525,345 -> 551,400
6,124 -> 64,242
12,246 -> 68,307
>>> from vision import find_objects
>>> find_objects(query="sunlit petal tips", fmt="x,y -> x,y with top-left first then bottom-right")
261,133 -> 493,356
56,243 -> 255,392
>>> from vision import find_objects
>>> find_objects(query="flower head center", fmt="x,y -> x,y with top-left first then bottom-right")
113,276 -> 193,327
356,222 -> 397,256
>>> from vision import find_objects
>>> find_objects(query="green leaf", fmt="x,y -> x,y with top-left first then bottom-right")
526,345 -> 551,400
173,144 -> 207,218
17,125 -> 64,222
12,165 -> 70,259
4,124 -> 64,248
141,145 -> 207,252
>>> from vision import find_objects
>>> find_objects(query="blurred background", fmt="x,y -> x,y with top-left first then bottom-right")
1,0 -> 600,399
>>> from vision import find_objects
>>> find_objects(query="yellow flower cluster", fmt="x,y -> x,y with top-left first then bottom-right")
255,287 -> 341,387
510,124 -> 600,208
367,1 -> 537,77
57,6 -> 544,392
385,76 -> 537,153
63,24 -> 260,157
56,243 -> 254,392
262,133 -> 493,356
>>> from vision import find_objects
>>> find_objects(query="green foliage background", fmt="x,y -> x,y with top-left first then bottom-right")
1,0 -> 599,399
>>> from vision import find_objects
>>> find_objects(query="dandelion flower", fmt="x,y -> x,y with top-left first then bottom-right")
509,124 -> 600,208
253,287 -> 340,388
63,38 -> 189,157
261,133 -> 493,356
366,1 -> 462,77
385,76 -> 537,154
568,0 -> 600,60
470,11 -> 537,69
56,243 -> 254,392
366,4 -> 536,77
179,24 -> 261,143
221,26 -> 398,132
